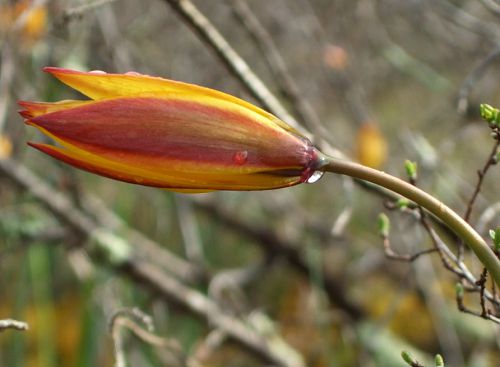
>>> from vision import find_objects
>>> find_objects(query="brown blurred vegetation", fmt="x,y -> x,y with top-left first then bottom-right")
1,0 -> 500,366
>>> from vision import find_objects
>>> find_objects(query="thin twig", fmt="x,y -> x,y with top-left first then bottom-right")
430,0 -> 500,41
480,0 -> 500,16
62,0 -> 120,22
477,268 -> 489,318
456,280 -> 500,323
110,308 -> 185,367
457,44 -> 500,115
192,199 -> 364,320
229,0 -> 324,134
162,0 -> 300,131
463,138 -> 500,222
381,231 -> 437,262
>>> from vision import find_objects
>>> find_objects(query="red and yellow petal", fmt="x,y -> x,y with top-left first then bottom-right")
19,100 -> 91,118
43,67 -> 299,135
27,97 -> 312,171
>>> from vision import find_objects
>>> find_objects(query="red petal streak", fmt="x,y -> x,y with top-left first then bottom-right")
28,142 -> 178,188
30,97 -> 312,170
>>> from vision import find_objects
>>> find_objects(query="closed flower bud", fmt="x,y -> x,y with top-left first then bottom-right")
20,68 -> 325,192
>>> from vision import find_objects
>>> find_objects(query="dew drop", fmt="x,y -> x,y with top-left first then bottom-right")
89,70 -> 106,74
233,150 -> 248,165
305,170 -> 324,184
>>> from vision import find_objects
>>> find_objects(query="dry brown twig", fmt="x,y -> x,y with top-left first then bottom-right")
61,0 -> 120,23
457,44 -> 500,116
110,307 -> 187,367
228,0 -> 324,136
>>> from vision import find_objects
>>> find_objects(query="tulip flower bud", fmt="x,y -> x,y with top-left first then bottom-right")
20,68 -> 326,192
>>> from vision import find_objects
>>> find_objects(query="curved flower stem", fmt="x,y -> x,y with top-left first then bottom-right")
322,155 -> 500,287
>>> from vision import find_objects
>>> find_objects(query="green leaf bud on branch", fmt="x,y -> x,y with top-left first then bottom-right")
480,104 -> 500,127
489,227 -> 500,251
377,213 -> 390,238
455,283 -> 464,299
404,160 -> 418,182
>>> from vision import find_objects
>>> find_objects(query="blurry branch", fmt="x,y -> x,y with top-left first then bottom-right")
0,226 -> 67,261
174,195 -> 205,266
429,0 -> 500,41
455,281 -> 500,323
0,158 -> 304,367
0,44 -> 14,134
110,308 -> 188,367
380,231 -> 437,262
303,1 -> 373,125
192,199 -> 364,320
62,0 -> 120,23
457,44 -> 500,115
477,201 -> 500,235
121,259 -> 305,367
479,0 -> 500,16
161,0 -> 300,131
0,319 -> 28,332
463,134 -> 500,222
228,0 -> 324,136
0,158 -> 204,284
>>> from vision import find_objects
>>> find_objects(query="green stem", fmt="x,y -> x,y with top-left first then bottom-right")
322,155 -> 500,287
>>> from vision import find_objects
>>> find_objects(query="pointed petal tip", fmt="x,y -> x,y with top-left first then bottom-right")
43,66 -> 78,75
18,100 -> 36,119
19,110 -> 33,119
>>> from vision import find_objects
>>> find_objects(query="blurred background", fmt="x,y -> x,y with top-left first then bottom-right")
1,0 -> 500,366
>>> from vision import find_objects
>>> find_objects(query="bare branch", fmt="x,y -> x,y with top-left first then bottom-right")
463,139 -> 500,222
110,307 -> 185,367
457,44 -> 500,115
229,0 -> 324,135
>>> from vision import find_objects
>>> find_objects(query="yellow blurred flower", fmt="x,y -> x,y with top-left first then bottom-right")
355,121 -> 388,169
0,0 -> 47,45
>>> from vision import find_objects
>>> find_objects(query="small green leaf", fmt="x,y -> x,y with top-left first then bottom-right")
401,351 -> 415,365
480,103 -> 500,125
435,354 -> 444,367
490,227 -> 500,250
404,160 -> 418,181
455,283 -> 464,298
377,213 -> 390,237
397,198 -> 410,209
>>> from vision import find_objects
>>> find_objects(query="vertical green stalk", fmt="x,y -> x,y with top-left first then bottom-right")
322,156 -> 500,287
29,245 -> 57,367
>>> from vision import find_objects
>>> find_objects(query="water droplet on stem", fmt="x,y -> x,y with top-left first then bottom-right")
305,170 -> 324,183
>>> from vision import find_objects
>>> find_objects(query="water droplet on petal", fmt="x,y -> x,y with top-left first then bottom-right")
89,70 -> 106,74
125,71 -> 142,76
305,170 -> 324,184
233,150 -> 248,165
